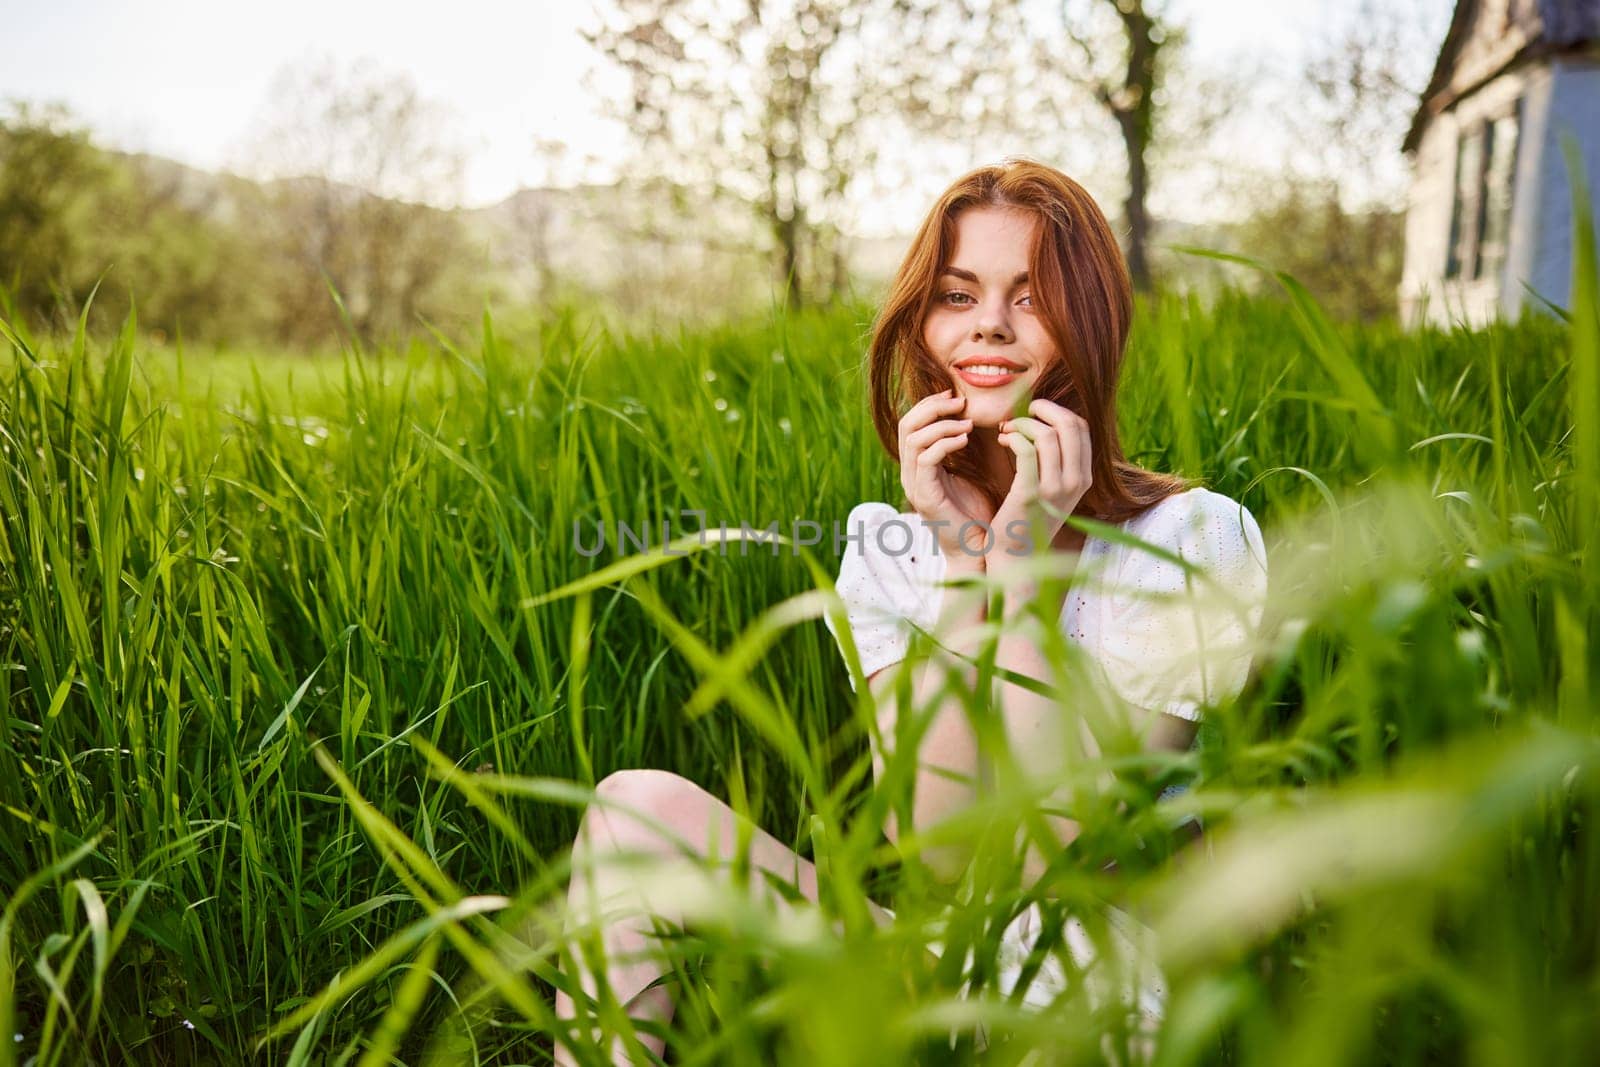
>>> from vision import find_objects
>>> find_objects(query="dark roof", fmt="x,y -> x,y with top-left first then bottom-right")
1403,0 -> 1600,153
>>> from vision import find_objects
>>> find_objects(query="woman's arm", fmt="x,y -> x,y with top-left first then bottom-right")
987,564 -> 1197,891
867,550 -> 989,883
987,565 -> 1082,888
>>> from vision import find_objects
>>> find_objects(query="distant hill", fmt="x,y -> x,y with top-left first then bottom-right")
102,147 -> 1259,309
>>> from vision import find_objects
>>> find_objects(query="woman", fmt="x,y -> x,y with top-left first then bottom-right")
551,158 -> 1269,1064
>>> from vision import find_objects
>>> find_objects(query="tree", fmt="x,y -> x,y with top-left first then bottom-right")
1232,181 -> 1408,322
882,0 -> 1235,295
240,56 -> 477,345
583,0 -> 1001,310
0,102 -> 268,340
1294,0 -> 1441,213
1058,0 -> 1174,294
1224,0 -> 1445,321
953,0 -> 1189,294
0,102 -> 114,327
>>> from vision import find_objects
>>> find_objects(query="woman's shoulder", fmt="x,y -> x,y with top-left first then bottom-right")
838,498 -> 942,571
830,501 -> 943,623
1114,485 -> 1266,569
842,500 -> 902,528
841,500 -> 912,544
825,501 -> 945,688
1124,485 -> 1259,532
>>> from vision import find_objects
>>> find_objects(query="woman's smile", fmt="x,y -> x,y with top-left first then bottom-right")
954,355 -> 1028,388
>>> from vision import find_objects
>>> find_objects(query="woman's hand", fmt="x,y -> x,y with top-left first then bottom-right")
990,398 -> 1093,561
899,389 -> 995,559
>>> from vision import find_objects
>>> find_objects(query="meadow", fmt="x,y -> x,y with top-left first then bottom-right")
2,213 -> 1599,1065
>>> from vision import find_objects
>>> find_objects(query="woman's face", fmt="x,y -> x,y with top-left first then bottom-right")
921,204 -> 1056,429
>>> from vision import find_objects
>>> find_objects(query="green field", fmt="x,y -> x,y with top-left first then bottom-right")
3,225 -> 1600,1065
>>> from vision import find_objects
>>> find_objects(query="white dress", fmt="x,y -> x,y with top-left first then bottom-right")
821,486 -> 1269,1043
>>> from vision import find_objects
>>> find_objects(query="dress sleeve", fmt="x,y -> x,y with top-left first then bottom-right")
1091,489 -> 1269,722
822,502 -> 940,692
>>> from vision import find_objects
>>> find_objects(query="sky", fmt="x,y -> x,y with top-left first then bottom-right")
2,0 -> 1452,231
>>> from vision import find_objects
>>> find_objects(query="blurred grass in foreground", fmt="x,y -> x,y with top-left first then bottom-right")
2,177 -> 1599,1065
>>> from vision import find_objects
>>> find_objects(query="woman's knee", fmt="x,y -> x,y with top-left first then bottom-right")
584,768 -> 707,848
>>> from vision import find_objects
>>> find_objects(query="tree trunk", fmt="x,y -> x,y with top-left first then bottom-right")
775,210 -> 802,310
830,229 -> 849,303
766,145 -> 803,311
1111,0 -> 1160,293
1117,108 -> 1152,293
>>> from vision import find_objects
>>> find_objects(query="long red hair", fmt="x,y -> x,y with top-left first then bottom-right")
867,158 -> 1188,524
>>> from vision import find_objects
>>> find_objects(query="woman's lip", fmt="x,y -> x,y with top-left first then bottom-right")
956,367 -> 1023,388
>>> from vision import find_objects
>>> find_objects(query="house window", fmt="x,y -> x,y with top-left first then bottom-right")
1445,100 -> 1521,282
1478,104 -> 1522,281
1445,127 -> 1482,280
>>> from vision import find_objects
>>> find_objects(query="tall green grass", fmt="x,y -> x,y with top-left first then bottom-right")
2,189 -> 1599,1064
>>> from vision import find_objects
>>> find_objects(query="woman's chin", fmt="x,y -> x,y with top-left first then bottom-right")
958,395 -> 1018,428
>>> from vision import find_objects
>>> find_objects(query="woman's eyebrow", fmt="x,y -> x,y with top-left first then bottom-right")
943,266 -> 1029,285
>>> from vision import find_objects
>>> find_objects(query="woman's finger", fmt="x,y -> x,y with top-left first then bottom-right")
902,395 -> 960,489
1000,416 -> 1057,497
905,417 -> 974,455
1027,401 -> 1087,495
998,428 -> 1038,497
903,415 -> 974,511
897,390 -> 966,465
918,431 -> 970,468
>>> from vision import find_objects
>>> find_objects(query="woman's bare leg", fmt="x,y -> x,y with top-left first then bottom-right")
550,769 -> 891,1066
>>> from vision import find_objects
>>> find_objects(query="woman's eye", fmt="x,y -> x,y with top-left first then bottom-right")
1017,293 -> 1033,307
942,291 -> 975,305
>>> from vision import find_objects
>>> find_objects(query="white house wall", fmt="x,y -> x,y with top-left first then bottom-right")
1400,111 -> 1460,327
1401,65 -> 1549,328
1527,54 -> 1600,314
1507,61 -> 1559,317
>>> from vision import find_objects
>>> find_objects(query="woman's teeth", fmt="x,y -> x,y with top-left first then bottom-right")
964,365 -> 1016,376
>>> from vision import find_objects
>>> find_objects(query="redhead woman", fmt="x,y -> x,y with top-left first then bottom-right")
551,158 -> 1269,1064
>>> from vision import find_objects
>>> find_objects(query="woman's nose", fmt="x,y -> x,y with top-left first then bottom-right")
972,306 -> 1014,344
